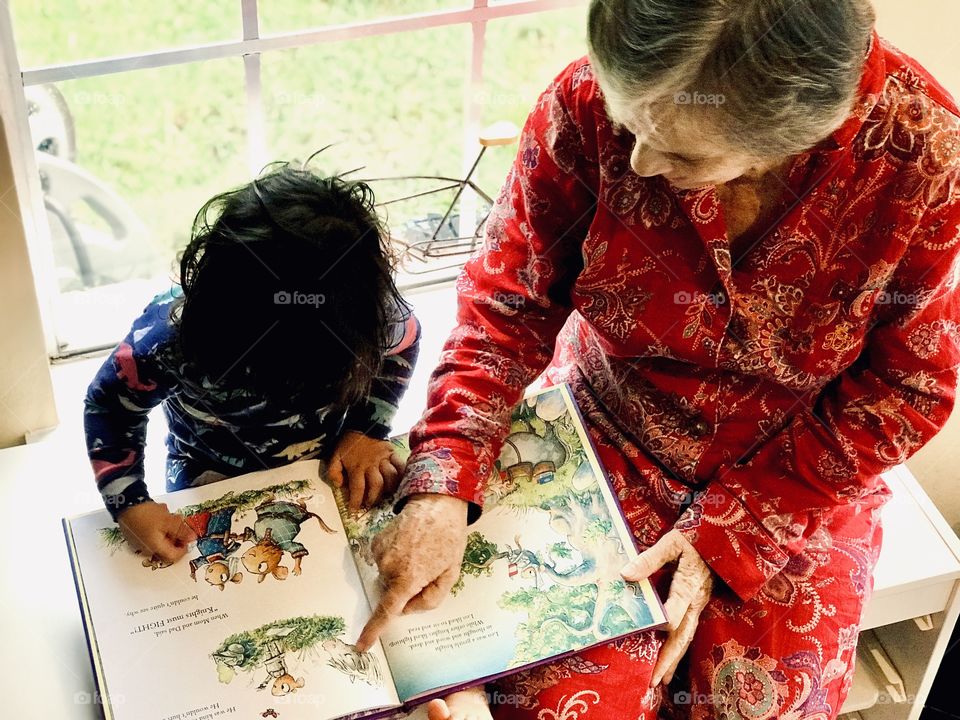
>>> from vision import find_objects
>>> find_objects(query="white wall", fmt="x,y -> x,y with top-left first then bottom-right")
0,119 -> 58,447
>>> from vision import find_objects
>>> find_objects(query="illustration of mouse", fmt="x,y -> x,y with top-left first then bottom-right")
270,673 -> 304,696
135,550 -> 173,570
256,637 -> 304,696
239,498 -> 335,582
185,507 -> 243,581
204,555 -> 244,591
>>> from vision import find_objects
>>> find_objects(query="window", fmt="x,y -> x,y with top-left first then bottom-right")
4,0 -> 587,355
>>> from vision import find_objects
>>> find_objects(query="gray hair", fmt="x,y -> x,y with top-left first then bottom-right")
587,0 -> 877,157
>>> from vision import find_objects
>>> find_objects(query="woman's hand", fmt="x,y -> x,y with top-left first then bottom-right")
621,529 -> 714,687
118,501 -> 197,564
356,493 -> 469,651
327,431 -> 405,512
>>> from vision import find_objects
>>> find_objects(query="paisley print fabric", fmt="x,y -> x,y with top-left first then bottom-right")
398,32 -> 960,718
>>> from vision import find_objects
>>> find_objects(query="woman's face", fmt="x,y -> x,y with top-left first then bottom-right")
603,94 -> 782,190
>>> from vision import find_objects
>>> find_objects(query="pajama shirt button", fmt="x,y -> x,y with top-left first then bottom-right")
691,419 -> 711,438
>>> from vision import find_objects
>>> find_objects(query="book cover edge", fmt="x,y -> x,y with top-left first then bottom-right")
62,516 -> 116,720
554,382 -> 670,627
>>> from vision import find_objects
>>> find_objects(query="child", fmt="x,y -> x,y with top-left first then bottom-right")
84,161 -> 421,561
424,691 -> 493,720
84,161 -> 494,720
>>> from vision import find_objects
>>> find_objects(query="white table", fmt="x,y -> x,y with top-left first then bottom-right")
1,439 -> 957,719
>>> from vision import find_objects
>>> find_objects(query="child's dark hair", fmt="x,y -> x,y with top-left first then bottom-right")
174,161 -> 406,405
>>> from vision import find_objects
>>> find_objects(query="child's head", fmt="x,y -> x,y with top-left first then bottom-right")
175,161 -> 403,404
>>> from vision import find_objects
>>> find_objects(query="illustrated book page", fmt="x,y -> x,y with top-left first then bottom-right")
65,461 -> 400,720
343,383 -> 668,702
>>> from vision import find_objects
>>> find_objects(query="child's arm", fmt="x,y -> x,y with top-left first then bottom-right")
329,312 -> 421,509
83,298 -> 178,522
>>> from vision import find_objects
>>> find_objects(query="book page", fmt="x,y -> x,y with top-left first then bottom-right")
345,385 -> 667,702
66,460 -> 400,720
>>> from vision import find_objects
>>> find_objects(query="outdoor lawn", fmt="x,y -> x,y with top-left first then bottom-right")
13,1 -> 588,261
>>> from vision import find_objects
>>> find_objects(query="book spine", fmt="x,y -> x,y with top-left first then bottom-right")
399,623 -> 670,710
556,382 -> 671,625
62,517 -> 114,720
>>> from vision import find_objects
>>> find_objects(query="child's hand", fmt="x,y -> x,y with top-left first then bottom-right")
426,686 -> 492,720
327,431 -> 404,512
118,501 -> 197,564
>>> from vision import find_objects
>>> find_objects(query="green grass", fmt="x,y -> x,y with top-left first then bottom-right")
12,1 -> 588,261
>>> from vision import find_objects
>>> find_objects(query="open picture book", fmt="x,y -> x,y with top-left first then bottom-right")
63,383 -> 668,720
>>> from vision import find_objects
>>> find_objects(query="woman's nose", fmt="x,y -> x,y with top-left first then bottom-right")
630,143 -> 672,178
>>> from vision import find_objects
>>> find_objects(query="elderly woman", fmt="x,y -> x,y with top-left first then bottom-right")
359,1 -> 960,718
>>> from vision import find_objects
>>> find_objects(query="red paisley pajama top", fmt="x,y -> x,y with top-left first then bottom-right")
398,33 -> 960,602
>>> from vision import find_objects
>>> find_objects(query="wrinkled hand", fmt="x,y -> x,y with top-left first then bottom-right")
118,501 -> 197,564
621,529 -> 714,687
356,493 -> 469,651
327,431 -> 405,512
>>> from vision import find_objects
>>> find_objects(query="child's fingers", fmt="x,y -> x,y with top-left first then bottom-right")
426,699 -> 452,720
161,514 -> 194,561
119,522 -> 147,552
153,522 -> 189,563
169,514 -> 198,547
327,452 -> 345,488
152,535 -> 188,564
379,459 -> 399,489
388,451 -> 406,475
363,468 -> 385,508
347,466 -> 366,512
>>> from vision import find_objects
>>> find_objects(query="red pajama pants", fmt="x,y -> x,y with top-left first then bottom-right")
489,397 -> 887,720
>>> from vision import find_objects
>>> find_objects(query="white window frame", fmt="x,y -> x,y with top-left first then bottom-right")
0,0 -> 585,358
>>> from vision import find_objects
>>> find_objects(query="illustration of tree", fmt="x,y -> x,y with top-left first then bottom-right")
501,580 -> 642,665
179,478 -> 313,517
98,525 -> 124,550
341,493 -> 397,568
450,531 -> 502,595
463,531 -> 500,574
496,484 -> 655,661
212,615 -> 346,683
98,478 -> 317,552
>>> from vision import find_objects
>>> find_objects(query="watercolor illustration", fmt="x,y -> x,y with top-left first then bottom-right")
212,616 -> 384,696
97,478 -> 337,589
343,385 -> 657,667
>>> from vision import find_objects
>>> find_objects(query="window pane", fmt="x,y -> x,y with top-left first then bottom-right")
11,0 -> 239,68
262,25 -> 471,284
259,0 -> 468,34
32,59 -> 248,352
475,6 -> 589,199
